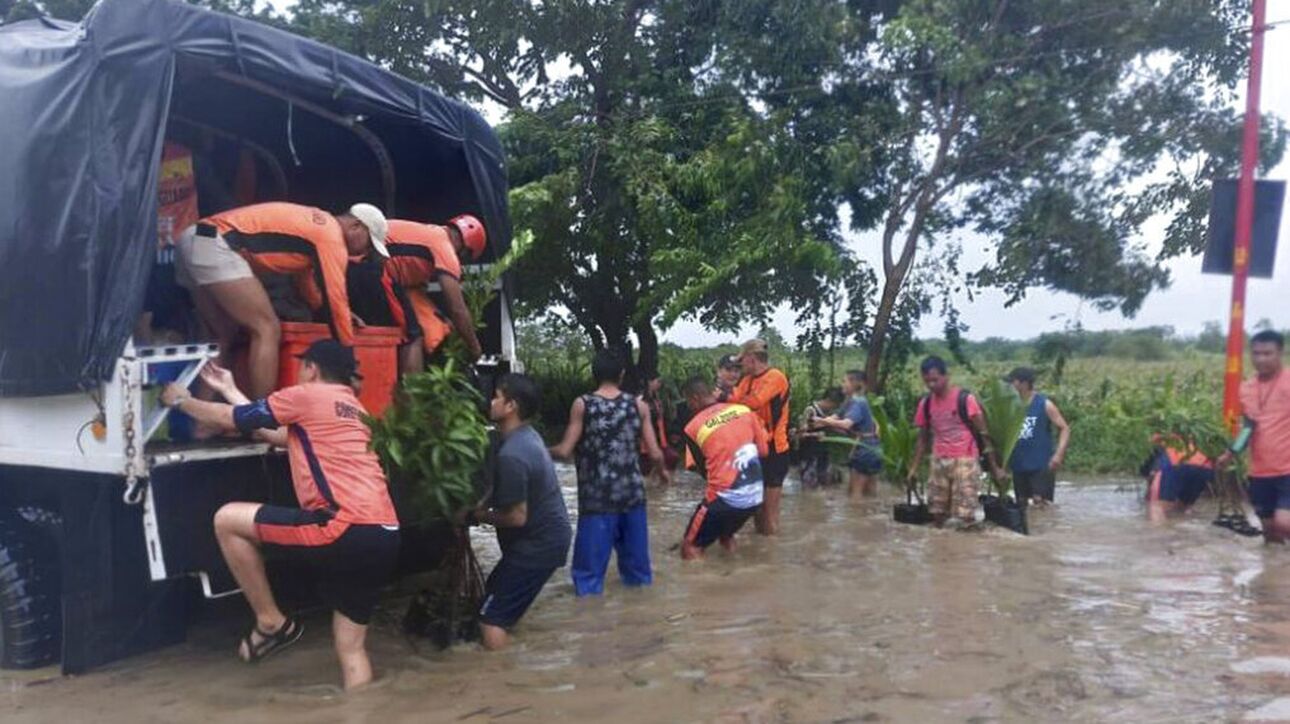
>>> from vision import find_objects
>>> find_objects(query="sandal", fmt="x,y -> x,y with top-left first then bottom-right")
239,617 -> 303,663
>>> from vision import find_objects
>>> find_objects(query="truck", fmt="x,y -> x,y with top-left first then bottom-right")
0,0 -> 514,673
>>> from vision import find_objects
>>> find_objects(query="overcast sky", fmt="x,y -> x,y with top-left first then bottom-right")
665,3 -> 1290,346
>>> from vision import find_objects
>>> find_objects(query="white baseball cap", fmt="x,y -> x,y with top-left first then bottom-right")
348,203 -> 389,258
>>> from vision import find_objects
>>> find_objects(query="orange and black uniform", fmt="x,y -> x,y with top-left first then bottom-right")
202,202 -> 355,344
682,402 -> 767,549
730,367 -> 791,487
383,220 -> 463,354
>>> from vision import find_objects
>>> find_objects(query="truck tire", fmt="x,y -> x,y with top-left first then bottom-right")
0,512 -> 61,669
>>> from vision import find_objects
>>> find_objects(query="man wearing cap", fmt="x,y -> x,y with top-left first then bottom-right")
1006,367 -> 1071,507
729,339 -> 791,535
174,201 -> 388,398
160,340 -> 399,691
381,216 -> 488,372
715,354 -> 742,399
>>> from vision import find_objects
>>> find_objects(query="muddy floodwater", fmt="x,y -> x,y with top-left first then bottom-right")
6,468 -> 1290,723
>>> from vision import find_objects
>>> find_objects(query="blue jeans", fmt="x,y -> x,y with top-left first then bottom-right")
571,504 -> 652,596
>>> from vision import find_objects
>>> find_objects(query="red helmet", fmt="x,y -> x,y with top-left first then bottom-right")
448,214 -> 487,260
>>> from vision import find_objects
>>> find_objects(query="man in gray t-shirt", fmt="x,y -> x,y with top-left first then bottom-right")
461,373 -> 571,650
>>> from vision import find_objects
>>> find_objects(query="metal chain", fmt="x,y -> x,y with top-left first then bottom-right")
122,363 -> 145,505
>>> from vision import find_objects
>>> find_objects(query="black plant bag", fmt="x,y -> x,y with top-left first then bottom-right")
981,495 -> 1028,535
893,486 -> 932,525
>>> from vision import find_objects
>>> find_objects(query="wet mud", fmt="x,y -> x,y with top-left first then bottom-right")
4,471 -> 1290,722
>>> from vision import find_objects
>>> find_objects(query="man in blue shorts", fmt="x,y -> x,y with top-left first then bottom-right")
461,374 -> 572,648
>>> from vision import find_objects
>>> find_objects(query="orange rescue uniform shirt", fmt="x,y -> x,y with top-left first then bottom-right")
1240,370 -> 1290,478
257,384 -> 398,537
684,402 -> 769,505
384,220 -> 463,353
203,202 -> 355,345
730,367 -> 791,455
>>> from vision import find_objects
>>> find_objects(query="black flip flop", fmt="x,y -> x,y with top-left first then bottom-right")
240,617 -> 303,663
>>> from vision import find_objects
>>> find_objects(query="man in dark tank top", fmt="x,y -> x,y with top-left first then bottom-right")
1007,367 -> 1072,507
550,350 -> 670,596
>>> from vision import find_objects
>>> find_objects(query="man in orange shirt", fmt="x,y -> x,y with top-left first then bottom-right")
382,216 -> 487,373
681,377 -> 767,560
1218,330 -> 1290,543
160,340 -> 399,690
729,339 -> 791,535
175,201 -> 388,398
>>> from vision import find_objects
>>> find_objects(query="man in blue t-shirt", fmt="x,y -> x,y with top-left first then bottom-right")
818,370 -> 884,499
460,373 -> 572,650
1006,367 -> 1071,506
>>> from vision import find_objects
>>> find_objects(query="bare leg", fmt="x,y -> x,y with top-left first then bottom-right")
398,341 -> 425,377
848,471 -> 877,500
205,277 -> 281,399
756,487 -> 782,535
213,502 -> 286,651
332,611 -> 372,690
1267,510 -> 1290,543
681,541 -> 705,561
480,623 -> 510,650
718,535 -> 736,553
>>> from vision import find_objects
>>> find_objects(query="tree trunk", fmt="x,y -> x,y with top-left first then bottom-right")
865,263 -> 909,392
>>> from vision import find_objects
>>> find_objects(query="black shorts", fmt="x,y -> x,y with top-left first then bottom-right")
683,497 -> 758,549
1014,469 -> 1058,503
1249,475 -> 1290,519
1158,465 -> 1211,505
479,557 -> 558,630
261,520 -> 400,626
761,451 -> 790,489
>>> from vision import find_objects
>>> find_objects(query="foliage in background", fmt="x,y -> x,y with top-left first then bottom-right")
978,379 -> 1028,495
871,398 -> 922,489
367,360 -> 489,523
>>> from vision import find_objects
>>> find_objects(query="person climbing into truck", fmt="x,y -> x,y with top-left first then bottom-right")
381,216 -> 488,373
159,339 -> 400,691
174,201 -> 389,398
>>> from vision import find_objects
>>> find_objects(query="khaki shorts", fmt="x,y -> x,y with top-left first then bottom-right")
174,225 -> 253,289
928,457 -> 982,521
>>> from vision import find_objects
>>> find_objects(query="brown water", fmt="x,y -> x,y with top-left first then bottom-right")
5,470 -> 1290,723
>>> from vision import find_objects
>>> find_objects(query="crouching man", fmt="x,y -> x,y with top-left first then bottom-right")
460,374 -> 572,649
161,340 -> 399,691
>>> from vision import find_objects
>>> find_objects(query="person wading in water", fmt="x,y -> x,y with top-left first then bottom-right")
550,351 -> 669,596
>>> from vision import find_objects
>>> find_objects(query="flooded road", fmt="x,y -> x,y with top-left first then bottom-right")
5,470 -> 1290,722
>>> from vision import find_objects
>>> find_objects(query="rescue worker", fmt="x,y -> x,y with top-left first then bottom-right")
382,216 -> 488,373
729,339 -> 791,535
175,201 -> 389,398
159,341 -> 399,690
680,376 -> 767,560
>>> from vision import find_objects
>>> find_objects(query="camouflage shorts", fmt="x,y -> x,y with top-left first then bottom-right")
928,457 -> 982,521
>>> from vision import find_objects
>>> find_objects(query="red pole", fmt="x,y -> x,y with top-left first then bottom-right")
1222,0 -> 1267,431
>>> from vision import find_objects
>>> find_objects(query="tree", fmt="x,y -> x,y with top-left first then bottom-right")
819,0 -> 1286,388
284,0 -> 860,383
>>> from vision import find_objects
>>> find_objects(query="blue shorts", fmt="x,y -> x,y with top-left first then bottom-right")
479,557 -> 558,630
849,445 -> 884,475
1159,464 -> 1211,505
1249,475 -> 1290,519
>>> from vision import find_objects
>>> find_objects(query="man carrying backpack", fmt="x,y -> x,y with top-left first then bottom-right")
908,356 -> 1006,527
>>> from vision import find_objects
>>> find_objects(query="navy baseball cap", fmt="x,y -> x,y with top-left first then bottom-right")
297,339 -> 362,381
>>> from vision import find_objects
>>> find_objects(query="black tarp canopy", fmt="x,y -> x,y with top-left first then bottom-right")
0,0 -> 511,397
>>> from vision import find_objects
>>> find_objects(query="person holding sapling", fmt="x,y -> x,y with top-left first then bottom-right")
797,387 -> 846,489
816,371 -> 884,499
1005,368 -> 1071,507
1217,330 -> 1290,544
459,374 -> 571,649
908,356 -> 1006,528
